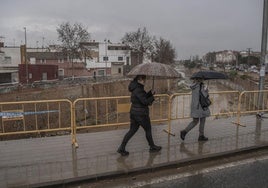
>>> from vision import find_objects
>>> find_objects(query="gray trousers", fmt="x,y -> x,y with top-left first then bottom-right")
184,117 -> 206,136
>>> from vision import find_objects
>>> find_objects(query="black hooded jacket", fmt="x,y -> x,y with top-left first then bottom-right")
128,80 -> 155,115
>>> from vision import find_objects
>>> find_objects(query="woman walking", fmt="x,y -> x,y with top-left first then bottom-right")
180,78 -> 210,141
117,75 -> 162,156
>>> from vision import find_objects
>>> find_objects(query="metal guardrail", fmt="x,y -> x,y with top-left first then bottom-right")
72,94 -> 169,147
0,90 -> 267,146
0,99 -> 73,140
164,91 -> 240,135
169,91 -> 240,120
234,90 -> 268,126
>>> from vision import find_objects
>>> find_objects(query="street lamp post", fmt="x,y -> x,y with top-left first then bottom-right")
104,39 -> 107,77
24,27 -> 29,84
258,0 -> 268,110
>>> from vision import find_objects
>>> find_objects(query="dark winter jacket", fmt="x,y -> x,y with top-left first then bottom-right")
128,80 -> 155,115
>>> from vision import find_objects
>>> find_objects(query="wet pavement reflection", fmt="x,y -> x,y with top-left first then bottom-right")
0,115 -> 267,187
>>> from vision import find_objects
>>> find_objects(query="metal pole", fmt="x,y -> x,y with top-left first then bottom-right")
24,27 -> 28,84
258,0 -> 268,110
105,39 -> 107,77
247,48 -> 251,68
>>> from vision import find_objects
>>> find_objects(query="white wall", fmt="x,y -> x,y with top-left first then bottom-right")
1,47 -> 21,66
98,42 -> 131,66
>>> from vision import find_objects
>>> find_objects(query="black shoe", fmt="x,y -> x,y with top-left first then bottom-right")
149,145 -> 162,152
117,148 -> 129,156
198,135 -> 208,142
180,130 -> 187,141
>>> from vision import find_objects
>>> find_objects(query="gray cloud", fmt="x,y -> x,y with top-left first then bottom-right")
0,0 -> 263,59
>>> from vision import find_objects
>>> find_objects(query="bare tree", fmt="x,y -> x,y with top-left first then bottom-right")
152,37 -> 176,65
121,27 -> 153,64
57,22 -> 90,78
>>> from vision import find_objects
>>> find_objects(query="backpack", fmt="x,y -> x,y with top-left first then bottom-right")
199,84 -> 211,109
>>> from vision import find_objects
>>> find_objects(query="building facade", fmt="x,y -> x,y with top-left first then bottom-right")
19,64 -> 58,84
83,41 -> 132,77
0,42 -> 19,84
0,40 -> 136,84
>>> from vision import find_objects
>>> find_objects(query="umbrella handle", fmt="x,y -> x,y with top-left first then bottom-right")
152,77 -> 155,90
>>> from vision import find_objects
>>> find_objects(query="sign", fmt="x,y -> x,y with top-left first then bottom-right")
1,110 -> 59,121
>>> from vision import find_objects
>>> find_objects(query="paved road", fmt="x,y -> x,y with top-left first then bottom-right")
67,148 -> 268,188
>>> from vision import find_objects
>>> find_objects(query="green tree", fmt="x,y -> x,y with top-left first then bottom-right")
183,60 -> 197,69
204,52 -> 216,66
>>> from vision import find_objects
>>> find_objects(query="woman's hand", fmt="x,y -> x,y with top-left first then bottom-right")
151,90 -> 156,95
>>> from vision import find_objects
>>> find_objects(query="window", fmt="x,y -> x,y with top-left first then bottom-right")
103,56 -> 108,61
58,69 -> 64,76
118,56 -> 123,61
58,59 -> 64,63
126,57 -> 129,65
98,70 -> 105,76
42,72 -> 47,80
118,68 -> 121,74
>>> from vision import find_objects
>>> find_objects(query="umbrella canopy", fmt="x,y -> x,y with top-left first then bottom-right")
127,62 -> 181,78
190,70 -> 228,80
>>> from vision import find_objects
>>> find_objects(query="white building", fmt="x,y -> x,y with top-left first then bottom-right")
215,50 -> 236,64
0,46 -> 21,67
84,41 -> 131,77
0,43 -> 19,83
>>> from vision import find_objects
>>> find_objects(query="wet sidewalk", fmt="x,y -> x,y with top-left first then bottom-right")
0,115 -> 268,188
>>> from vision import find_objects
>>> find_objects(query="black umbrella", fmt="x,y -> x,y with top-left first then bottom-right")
190,70 -> 228,80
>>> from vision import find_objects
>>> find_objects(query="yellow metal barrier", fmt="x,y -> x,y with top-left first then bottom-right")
1,90 -> 266,146
164,91 -> 240,135
234,90 -> 268,126
0,99 -> 73,142
72,94 -> 170,147
169,91 -> 240,119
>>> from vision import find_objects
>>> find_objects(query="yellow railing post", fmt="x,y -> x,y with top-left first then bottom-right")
72,100 -> 79,148
163,94 -> 175,136
232,91 -> 244,126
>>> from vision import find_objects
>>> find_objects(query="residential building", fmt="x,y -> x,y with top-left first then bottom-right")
0,40 -> 135,84
19,64 -> 58,84
215,50 -> 237,65
83,41 -> 132,77
0,42 -> 19,84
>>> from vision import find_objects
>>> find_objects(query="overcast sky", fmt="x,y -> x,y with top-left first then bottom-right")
0,0 -> 264,59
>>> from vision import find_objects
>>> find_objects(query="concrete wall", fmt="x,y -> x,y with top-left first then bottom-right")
0,78 -> 177,102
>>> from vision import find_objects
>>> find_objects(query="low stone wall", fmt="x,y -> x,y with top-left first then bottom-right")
0,78 -> 179,102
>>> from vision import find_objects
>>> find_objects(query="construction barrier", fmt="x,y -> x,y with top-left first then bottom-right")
1,90 -> 267,146
0,99 -> 73,142
72,94 -> 169,147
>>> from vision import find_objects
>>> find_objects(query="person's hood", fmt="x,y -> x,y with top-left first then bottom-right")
128,80 -> 142,92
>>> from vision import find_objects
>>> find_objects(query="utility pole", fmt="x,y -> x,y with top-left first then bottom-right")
247,48 -> 251,68
42,37 -> 45,52
24,27 -> 29,84
104,39 -> 108,78
258,0 -> 268,110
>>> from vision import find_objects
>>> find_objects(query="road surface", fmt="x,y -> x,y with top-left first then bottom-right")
67,148 -> 268,188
